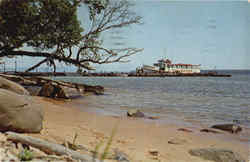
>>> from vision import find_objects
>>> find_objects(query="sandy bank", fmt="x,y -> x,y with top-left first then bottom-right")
29,97 -> 249,162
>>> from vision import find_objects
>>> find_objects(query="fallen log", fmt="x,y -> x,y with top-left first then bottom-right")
0,74 -> 104,96
6,132 -> 99,162
28,77 -> 104,95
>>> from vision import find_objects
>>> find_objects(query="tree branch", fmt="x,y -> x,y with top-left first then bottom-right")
25,58 -> 48,72
79,47 -> 143,64
0,50 -> 94,70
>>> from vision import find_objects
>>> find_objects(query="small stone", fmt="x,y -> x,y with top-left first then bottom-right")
114,149 -> 130,162
147,116 -> 160,120
177,128 -> 193,133
148,149 -> 159,156
168,138 -> 187,145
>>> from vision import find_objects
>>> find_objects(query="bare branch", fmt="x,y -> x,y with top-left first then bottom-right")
25,58 -> 48,72
75,0 -> 143,70
79,47 -> 143,64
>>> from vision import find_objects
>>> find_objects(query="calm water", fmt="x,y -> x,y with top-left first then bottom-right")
54,70 -> 250,129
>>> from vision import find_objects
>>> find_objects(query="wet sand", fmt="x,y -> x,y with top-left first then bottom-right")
29,96 -> 249,162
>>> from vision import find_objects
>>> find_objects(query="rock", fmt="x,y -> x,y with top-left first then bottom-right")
24,86 -> 42,96
0,74 -> 37,86
189,148 -> 246,162
211,124 -> 242,134
147,116 -> 160,120
38,82 -> 55,97
0,89 -> 43,133
83,85 -> 104,95
38,82 -> 69,99
127,109 -> 145,118
148,149 -> 159,157
114,149 -> 130,162
54,84 -> 69,99
200,128 -> 222,134
177,128 -> 193,133
0,76 -> 29,95
168,138 -> 187,145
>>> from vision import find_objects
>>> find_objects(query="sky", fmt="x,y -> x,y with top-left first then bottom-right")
2,0 -> 250,72
97,0 -> 250,71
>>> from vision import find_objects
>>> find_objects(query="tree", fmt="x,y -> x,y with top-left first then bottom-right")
0,0 -> 143,72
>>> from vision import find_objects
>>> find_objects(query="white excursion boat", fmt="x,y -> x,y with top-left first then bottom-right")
138,59 -> 201,74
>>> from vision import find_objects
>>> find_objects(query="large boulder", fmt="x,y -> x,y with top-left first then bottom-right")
0,74 -> 36,86
189,148 -> 245,162
0,76 -> 29,95
0,89 -> 43,133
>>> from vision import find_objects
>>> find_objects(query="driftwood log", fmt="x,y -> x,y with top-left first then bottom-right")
0,74 -> 104,95
6,132 -> 100,162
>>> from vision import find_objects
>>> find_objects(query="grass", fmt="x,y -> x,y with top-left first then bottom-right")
92,124 -> 118,162
18,148 -> 33,161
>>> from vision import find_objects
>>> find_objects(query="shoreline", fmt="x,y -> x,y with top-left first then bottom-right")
29,96 -> 249,162
61,94 -> 250,143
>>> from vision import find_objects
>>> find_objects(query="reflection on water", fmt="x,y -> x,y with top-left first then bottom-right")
54,70 -> 250,129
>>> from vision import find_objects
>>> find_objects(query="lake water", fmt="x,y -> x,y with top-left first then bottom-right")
54,70 -> 250,131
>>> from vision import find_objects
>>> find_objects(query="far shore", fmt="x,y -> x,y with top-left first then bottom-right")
28,96 -> 249,162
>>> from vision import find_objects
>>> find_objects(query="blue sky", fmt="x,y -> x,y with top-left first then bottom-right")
98,0 -> 250,71
2,0 -> 250,72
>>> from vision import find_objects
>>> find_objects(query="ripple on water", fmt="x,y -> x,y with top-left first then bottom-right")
54,73 -> 250,135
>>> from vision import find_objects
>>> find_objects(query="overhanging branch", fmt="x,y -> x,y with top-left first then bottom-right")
0,50 -> 93,70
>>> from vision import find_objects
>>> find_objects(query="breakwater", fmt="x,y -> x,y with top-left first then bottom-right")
1,71 -> 232,77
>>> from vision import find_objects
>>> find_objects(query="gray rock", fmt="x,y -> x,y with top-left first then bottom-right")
211,124 -> 242,134
83,85 -> 104,95
0,76 -> 29,95
24,86 -> 42,96
189,148 -> 246,162
127,109 -> 145,118
114,149 -> 130,162
0,89 -> 43,133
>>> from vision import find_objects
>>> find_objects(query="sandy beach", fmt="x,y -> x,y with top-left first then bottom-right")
24,96 -> 249,162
